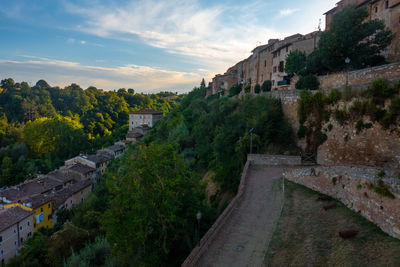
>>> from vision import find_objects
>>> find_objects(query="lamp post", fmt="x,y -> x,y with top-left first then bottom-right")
345,57 -> 351,87
249,128 -> 254,154
196,211 -> 202,246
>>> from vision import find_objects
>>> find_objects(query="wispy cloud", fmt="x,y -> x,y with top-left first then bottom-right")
63,0 -> 287,71
0,57 -> 208,92
279,8 -> 299,17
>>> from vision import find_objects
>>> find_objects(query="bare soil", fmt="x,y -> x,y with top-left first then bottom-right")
264,180 -> 400,266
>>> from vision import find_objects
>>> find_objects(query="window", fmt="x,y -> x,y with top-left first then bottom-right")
273,66 -> 277,73
272,80 -> 275,86
375,6 -> 378,13
14,241 -> 17,247
286,46 -> 288,52
19,226 -> 22,231
279,61 -> 285,72
27,221 -> 30,226
27,232 -> 32,237
1,250 -> 3,255
40,208 -> 43,212
48,215 -> 52,220
264,60 -> 266,67
20,237 -> 23,244
48,203 -> 50,208
386,0 -> 389,9
0,236 -> 2,242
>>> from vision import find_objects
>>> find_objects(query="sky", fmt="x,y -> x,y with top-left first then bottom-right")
0,0 -> 337,93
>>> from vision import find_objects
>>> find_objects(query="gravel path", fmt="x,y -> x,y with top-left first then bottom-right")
197,165 -> 284,267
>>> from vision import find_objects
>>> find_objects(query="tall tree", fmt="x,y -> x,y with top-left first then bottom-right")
318,5 -> 393,71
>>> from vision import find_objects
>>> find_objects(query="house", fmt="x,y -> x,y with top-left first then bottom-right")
324,0 -> 400,61
126,131 -> 144,143
65,154 -> 113,176
129,109 -> 163,130
97,143 -> 126,159
61,163 -> 96,181
0,206 -> 33,264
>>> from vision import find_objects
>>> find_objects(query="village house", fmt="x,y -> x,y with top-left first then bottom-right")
0,207 -> 33,264
97,143 -> 126,159
129,109 -> 163,130
65,153 -> 113,176
324,0 -> 400,60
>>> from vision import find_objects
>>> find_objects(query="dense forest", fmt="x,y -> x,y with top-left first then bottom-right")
7,85 -> 295,266
0,78 -> 181,186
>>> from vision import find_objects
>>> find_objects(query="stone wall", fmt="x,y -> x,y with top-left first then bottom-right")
318,62 -> 400,92
284,166 -> 400,239
317,121 -> 400,170
248,154 -> 301,166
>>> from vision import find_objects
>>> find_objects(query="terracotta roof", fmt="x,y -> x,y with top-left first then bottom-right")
104,144 -> 125,153
0,207 -> 33,232
20,193 -> 53,209
82,154 -> 113,164
129,108 -> 163,115
51,180 -> 93,209
46,170 -> 76,184
126,132 -> 144,138
67,163 -> 96,175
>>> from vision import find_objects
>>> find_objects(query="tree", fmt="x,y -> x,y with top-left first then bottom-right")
200,78 -> 206,89
296,74 -> 320,90
102,144 -> 202,266
261,80 -> 272,92
285,50 -> 307,75
318,5 -> 393,72
254,84 -> 261,94
229,84 -> 242,96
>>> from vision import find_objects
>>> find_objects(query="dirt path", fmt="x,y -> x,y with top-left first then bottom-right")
197,165 -> 284,267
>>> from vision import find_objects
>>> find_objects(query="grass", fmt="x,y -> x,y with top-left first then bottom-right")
263,180 -> 400,266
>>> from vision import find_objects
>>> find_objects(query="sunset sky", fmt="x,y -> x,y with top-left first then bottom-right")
0,0 -> 337,92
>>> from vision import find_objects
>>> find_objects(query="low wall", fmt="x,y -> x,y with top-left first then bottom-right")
318,62 -> 400,91
284,166 -> 400,239
248,154 -> 301,166
182,160 -> 251,267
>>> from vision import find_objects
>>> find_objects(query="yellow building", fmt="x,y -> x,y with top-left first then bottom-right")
4,194 -> 54,231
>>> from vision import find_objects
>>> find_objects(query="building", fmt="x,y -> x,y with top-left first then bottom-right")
324,0 -> 400,60
129,109 -> 163,130
61,163 -> 96,181
209,31 -> 321,95
65,153 -> 113,176
97,143 -> 126,159
0,207 -> 33,264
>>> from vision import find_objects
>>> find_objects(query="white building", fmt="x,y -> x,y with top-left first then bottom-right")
129,109 -> 163,130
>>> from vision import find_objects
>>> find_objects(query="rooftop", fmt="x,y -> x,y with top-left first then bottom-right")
104,144 -> 125,153
0,207 -> 33,232
129,108 -> 163,115
81,154 -> 113,164
126,132 -> 144,138
67,163 -> 96,175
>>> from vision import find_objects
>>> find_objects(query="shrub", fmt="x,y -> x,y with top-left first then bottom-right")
356,120 -> 364,133
297,124 -> 307,139
357,184 -> 362,190
368,78 -> 396,104
261,80 -> 272,92
332,177 -> 337,185
296,74 -> 319,90
328,124 -> 333,131
343,86 -> 352,100
229,84 -> 242,96
322,110 -> 330,122
329,89 -> 341,104
397,173 -> 400,180
244,84 -> 251,93
374,179 -> 395,199
254,84 -> 261,94
319,133 -> 327,144
376,170 -> 385,178
334,109 -> 348,125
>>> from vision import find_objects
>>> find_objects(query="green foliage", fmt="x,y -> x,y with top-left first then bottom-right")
295,74 -> 319,90
332,177 -> 337,185
374,179 -> 395,199
334,109 -> 348,125
254,84 -> 261,94
261,80 -> 272,92
102,144 -> 204,266
285,50 -> 307,75
229,84 -> 242,96
328,124 -> 333,131
317,6 -> 392,72
357,184 -> 362,190
297,125 -> 307,139
244,84 -> 251,93
328,89 -> 341,104
376,170 -> 386,178
64,237 -> 116,267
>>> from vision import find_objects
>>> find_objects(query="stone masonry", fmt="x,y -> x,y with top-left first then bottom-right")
284,166 -> 400,239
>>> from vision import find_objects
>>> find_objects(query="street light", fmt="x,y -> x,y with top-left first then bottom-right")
345,57 -> 351,87
196,211 -> 202,246
249,128 -> 254,154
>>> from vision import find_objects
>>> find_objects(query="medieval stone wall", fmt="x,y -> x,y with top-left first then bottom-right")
247,154 -> 301,166
284,166 -> 400,239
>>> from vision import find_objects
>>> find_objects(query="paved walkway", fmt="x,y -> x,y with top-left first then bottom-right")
197,165 -> 284,267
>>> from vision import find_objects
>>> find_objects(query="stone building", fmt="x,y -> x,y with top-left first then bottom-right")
324,0 -> 400,60
129,109 -> 163,130
0,207 -> 33,264
210,31 -> 320,95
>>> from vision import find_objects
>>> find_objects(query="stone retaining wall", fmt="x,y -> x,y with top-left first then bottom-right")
181,160 -> 251,267
248,154 -> 301,166
318,62 -> 400,92
284,166 -> 400,239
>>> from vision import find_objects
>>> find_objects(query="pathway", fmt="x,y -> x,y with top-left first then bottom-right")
197,165 -> 284,267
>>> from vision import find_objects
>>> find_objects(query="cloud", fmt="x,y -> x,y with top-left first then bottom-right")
80,40 -> 86,44
64,0 -> 287,72
279,8 -> 299,17
0,57 -> 209,92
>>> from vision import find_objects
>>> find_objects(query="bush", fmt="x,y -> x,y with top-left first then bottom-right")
376,170 -> 386,178
228,84 -> 242,97
334,109 -> 348,125
374,179 -> 395,199
254,84 -> 261,94
328,89 -> 341,104
261,80 -> 272,92
332,177 -> 337,185
295,74 -> 319,90
343,86 -> 352,100
368,78 -> 397,104
244,84 -> 251,93
297,125 -> 307,139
